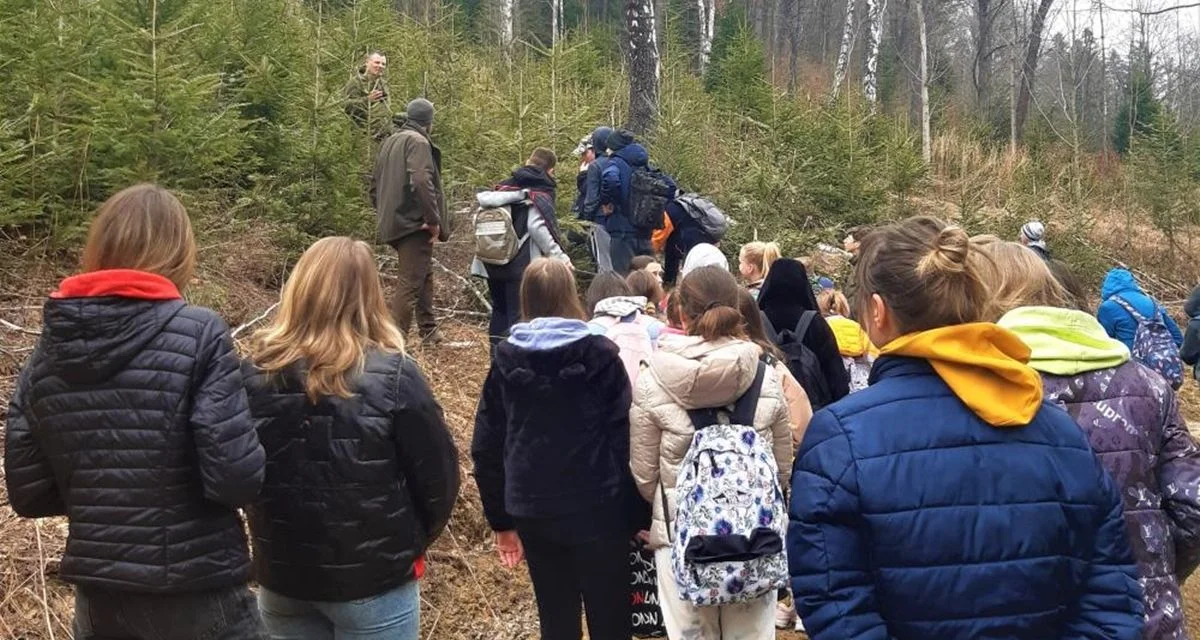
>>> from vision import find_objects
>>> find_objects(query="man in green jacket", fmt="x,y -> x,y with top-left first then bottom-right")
372,98 -> 449,344
345,52 -> 393,140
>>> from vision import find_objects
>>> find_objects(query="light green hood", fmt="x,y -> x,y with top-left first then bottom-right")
998,306 -> 1130,376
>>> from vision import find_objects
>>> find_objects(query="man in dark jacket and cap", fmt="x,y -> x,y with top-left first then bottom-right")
372,98 -> 449,345
579,126 -> 615,273
600,129 -> 676,275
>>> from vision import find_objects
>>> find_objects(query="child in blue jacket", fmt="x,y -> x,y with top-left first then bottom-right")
786,216 -> 1144,640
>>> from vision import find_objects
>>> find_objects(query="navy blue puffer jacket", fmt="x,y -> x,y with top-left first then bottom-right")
787,356 -> 1144,640
4,270 -> 264,594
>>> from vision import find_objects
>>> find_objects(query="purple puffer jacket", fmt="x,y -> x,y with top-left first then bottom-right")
1044,361 -> 1200,640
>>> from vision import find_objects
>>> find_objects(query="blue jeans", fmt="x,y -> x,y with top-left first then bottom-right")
258,582 -> 419,640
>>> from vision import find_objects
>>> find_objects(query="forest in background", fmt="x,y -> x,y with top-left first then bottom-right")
1,0 -> 1198,285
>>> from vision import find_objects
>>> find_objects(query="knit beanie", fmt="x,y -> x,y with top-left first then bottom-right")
405,98 -> 434,127
606,129 -> 635,154
1020,221 -> 1046,249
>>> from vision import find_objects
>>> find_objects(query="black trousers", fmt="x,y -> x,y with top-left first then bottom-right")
73,584 -> 267,640
517,522 -> 632,640
487,278 -> 522,351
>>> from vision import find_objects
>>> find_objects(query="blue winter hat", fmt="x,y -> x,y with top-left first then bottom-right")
591,126 -> 614,153
818,277 -> 835,290
606,129 -> 635,153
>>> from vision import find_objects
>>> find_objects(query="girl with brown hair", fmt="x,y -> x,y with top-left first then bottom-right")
786,216 -> 1142,640
5,184 -> 267,639
737,288 -> 813,445
244,237 -> 460,640
630,266 -> 793,639
472,258 -> 643,640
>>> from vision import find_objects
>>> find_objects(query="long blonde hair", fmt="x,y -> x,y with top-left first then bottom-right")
739,241 -> 781,280
250,237 -> 405,402
971,237 -> 1068,319
82,183 -> 197,290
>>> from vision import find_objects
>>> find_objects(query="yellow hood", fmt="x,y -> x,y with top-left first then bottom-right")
880,323 -> 1044,428
827,316 -> 878,358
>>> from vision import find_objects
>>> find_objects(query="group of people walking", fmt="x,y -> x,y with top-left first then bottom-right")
5,99 -> 1200,640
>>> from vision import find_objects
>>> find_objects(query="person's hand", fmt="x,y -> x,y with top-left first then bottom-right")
368,89 -> 384,103
421,224 -> 440,245
495,530 -> 524,568
601,204 -> 614,216
635,530 -> 651,543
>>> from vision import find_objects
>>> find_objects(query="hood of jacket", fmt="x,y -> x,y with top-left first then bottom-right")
680,243 -> 729,279
1101,268 -> 1144,300
880,323 -> 1043,427
496,320 -> 616,388
593,296 -> 648,320
644,337 -> 761,410
827,315 -> 875,357
505,165 -> 557,193
41,270 -> 185,383
758,258 -> 819,333
998,306 -> 1131,376
1186,286 -> 1200,318
506,317 -> 592,351
613,143 -> 649,168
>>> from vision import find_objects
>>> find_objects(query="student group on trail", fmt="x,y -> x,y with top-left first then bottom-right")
5,94 -> 1200,640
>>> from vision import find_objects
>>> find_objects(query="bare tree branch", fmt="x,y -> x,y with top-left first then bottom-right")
1102,1 -> 1200,14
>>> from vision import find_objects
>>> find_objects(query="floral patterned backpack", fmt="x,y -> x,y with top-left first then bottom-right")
664,361 -> 789,606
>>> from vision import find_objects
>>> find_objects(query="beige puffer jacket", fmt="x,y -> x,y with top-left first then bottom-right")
629,336 -> 794,549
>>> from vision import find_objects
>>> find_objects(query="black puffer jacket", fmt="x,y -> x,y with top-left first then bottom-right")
4,270 -> 264,594
242,351 -> 460,602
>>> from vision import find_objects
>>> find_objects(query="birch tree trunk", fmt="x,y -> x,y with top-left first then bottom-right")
831,0 -> 857,99
627,0 -> 660,134
916,0 -> 931,162
705,0 -> 716,72
862,0 -> 887,107
1098,0 -> 1109,150
552,0 -> 562,45
698,0 -> 713,73
500,0 -> 515,59
974,0 -> 993,113
1013,0 -> 1055,141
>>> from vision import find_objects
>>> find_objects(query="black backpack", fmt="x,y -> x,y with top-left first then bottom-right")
767,311 -> 834,411
630,167 -> 674,230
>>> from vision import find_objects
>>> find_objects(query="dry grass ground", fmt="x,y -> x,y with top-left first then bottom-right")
1,214 -> 1198,639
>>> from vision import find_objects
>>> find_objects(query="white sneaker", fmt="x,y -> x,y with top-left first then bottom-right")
795,617 -> 806,632
774,601 -> 797,629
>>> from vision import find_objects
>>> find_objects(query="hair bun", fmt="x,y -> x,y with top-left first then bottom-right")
918,225 -> 970,275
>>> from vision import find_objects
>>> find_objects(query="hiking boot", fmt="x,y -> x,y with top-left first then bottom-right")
774,601 -> 797,629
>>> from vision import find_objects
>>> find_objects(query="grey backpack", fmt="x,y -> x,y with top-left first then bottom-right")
474,189 -> 530,265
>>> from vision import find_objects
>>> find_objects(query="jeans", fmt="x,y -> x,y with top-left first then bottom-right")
608,233 -> 653,276
74,584 -> 267,640
487,279 -> 522,351
589,225 -> 614,274
258,581 -> 419,640
389,233 -> 437,338
517,520 -> 631,640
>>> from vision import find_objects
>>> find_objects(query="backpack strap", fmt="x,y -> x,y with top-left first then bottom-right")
1111,296 -> 1150,323
794,310 -> 818,340
685,360 -> 768,429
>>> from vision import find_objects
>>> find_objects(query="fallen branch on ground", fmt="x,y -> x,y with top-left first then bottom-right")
435,306 -> 489,320
231,302 -> 280,338
1,318 -> 40,336
431,258 -> 492,313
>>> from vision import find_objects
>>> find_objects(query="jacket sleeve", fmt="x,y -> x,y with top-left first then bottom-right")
1183,318 -> 1200,366
1097,301 -> 1121,341
471,364 -> 513,531
766,368 -> 796,491
629,372 -> 664,503
1063,462 -> 1144,639
807,317 -> 851,401
580,162 -> 603,221
788,409 -> 892,640
344,79 -> 367,127
190,318 -> 265,508
528,194 -> 568,262
3,352 -> 66,518
392,358 -> 460,545
600,162 -> 621,208
1155,391 -> 1200,578
775,362 -> 813,446
406,138 -> 443,228
1163,308 -> 1184,346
